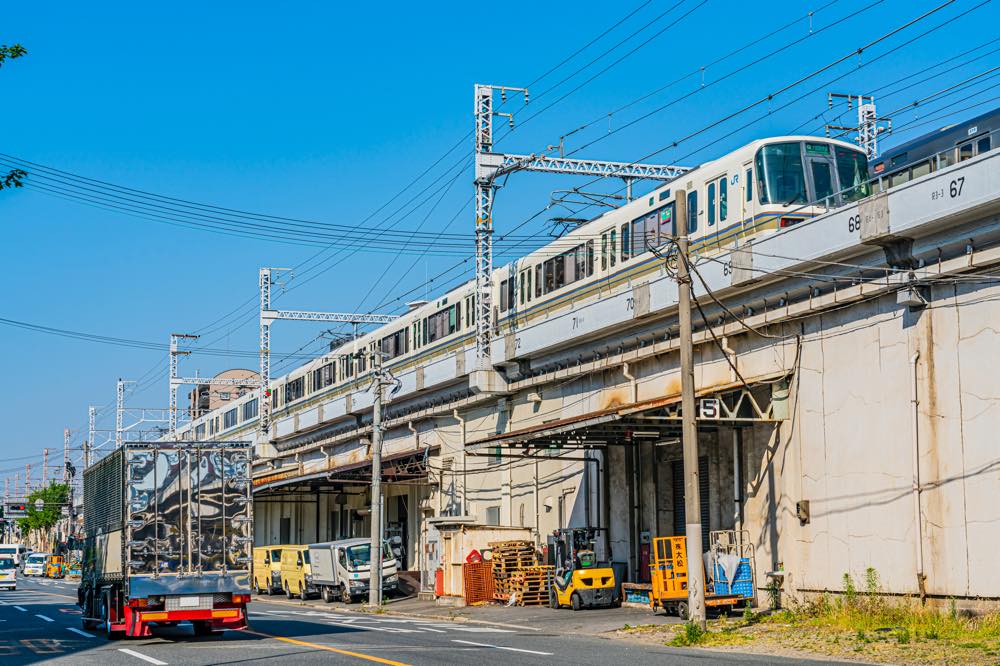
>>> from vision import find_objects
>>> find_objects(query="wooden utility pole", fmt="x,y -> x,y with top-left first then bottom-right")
675,192 -> 707,628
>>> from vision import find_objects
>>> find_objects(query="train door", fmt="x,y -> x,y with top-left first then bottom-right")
803,143 -> 838,209
740,161 -> 754,239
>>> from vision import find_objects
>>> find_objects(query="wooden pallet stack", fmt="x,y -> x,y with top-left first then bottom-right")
489,540 -> 552,605
507,565 -> 554,606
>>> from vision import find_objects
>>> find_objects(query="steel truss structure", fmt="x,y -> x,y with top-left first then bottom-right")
826,93 -> 891,161
473,83 -> 689,367
257,267 -> 400,438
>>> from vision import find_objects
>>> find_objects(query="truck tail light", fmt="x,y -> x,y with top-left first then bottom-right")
128,598 -> 149,608
232,594 -> 251,604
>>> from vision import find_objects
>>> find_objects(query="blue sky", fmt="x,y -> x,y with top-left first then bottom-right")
1,0 -> 997,478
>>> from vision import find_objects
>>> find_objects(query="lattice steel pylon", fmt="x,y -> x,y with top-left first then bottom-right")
168,332 -> 259,438
257,267 -> 400,439
472,83 -> 689,368
826,93 -> 891,161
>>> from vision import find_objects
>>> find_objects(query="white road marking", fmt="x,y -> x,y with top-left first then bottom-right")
452,639 -> 553,656
119,648 -> 168,665
13,606 -> 26,612
36,613 -> 54,622
68,627 -> 95,638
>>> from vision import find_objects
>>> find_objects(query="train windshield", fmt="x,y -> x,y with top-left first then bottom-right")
835,147 -> 870,202
756,143 -> 806,205
757,142 -> 871,206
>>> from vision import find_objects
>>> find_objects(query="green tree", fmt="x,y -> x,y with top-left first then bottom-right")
0,43 -> 27,191
19,482 -> 69,534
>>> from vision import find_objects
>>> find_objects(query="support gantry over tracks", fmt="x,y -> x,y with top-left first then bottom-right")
473,83 -> 690,367
258,267 -> 400,436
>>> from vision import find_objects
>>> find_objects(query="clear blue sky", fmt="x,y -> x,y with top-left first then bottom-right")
1,0 -> 997,479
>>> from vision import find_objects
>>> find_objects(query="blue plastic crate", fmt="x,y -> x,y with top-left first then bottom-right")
713,558 -> 753,599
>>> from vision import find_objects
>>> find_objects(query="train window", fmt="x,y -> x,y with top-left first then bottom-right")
687,190 -> 698,233
719,177 -> 728,222
910,161 -> 931,180
519,272 -> 525,305
209,418 -> 217,435
659,204 -> 674,237
223,408 -> 237,429
977,136 -> 991,154
810,161 -> 834,203
195,423 -> 206,439
271,390 -> 279,408
499,279 -> 510,312
631,211 -> 660,254
959,142 -> 974,162
938,149 -> 955,169
658,189 -> 671,201
535,264 -> 542,298
755,142 -> 805,205
311,364 -> 334,392
890,153 -> 908,168
242,398 -> 258,421
609,230 -> 617,267
425,304 -> 460,343
285,377 -> 305,403
621,223 -> 631,261
889,170 -> 909,188
745,168 -> 753,202
380,329 -> 408,359
601,233 -> 608,271
708,182 -> 716,226
835,147 -> 870,202
525,271 -> 532,302
587,240 -> 594,275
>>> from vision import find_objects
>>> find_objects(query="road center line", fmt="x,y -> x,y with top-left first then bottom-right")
68,627 -> 95,638
452,639 -> 553,656
35,614 -> 54,622
13,606 -> 26,612
119,648 -> 168,665
241,629 -> 411,666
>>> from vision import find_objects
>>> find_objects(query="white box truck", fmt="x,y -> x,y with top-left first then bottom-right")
308,539 -> 399,604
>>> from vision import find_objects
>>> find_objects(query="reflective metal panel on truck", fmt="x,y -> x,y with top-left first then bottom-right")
123,442 -> 253,592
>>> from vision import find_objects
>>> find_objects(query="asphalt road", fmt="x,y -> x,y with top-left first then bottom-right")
0,576 -> 838,665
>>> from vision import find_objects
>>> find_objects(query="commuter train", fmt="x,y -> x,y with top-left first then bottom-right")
871,108 -> 999,190
240,135 -> 870,428
191,114 -> 997,439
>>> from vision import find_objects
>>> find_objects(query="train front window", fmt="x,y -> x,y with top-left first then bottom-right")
810,161 -> 834,202
756,142 -> 805,205
835,147 -> 870,202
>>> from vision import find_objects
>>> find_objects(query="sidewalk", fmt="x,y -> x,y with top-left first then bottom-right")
375,594 -> 680,635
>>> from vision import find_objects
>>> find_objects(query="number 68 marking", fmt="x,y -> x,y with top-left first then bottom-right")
847,214 -> 861,233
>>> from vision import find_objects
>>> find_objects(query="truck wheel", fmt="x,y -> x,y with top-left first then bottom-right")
571,593 -> 582,612
321,586 -> 335,603
193,620 -> 218,636
341,584 -> 352,604
101,593 -> 125,640
676,601 -> 689,620
81,591 -> 99,630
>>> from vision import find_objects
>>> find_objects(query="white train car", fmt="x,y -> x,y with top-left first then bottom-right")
183,135 -> 870,439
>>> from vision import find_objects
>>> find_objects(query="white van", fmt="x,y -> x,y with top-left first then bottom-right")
309,539 -> 399,604
0,544 -> 26,567
23,552 -> 49,576
0,557 -> 16,590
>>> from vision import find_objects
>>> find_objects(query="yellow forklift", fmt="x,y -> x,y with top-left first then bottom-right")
546,528 -> 620,611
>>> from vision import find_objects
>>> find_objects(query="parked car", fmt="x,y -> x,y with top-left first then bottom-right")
23,552 -> 49,576
279,545 -> 315,600
0,557 -> 16,590
252,546 -> 284,595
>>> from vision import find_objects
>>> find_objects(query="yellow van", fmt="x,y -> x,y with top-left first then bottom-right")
279,545 -> 315,600
252,546 -> 284,595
